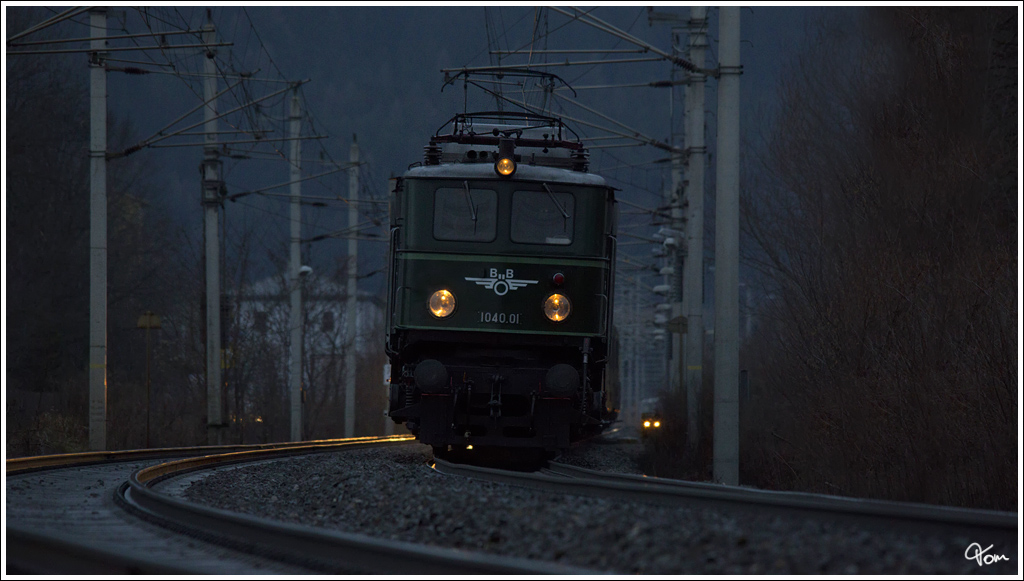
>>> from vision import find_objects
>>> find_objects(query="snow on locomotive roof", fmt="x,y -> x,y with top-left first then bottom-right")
404,162 -> 607,186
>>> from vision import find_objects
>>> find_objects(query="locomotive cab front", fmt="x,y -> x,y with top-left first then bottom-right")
385,113 -> 617,454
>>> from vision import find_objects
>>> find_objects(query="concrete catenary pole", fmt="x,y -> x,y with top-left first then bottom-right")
619,283 -> 632,423
344,136 -> 360,437
662,185 -> 674,390
668,22 -> 686,411
669,152 -> 684,397
88,8 -> 108,451
632,279 -> 641,425
383,175 -> 397,437
288,89 -> 303,442
683,5 -> 708,452
713,6 -> 741,485
648,10 -> 688,401
202,15 -> 225,446
637,277 -> 648,422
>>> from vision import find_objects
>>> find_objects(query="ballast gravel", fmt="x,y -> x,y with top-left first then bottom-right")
181,442 -> 1014,574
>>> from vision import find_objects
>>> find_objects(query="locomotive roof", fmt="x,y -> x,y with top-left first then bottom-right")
404,162 -> 608,187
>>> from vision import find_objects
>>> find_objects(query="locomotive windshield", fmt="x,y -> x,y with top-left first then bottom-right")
433,186 -> 497,242
511,189 -> 574,245
413,178 -> 605,255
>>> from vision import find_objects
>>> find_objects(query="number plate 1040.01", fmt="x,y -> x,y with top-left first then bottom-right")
479,311 -> 521,325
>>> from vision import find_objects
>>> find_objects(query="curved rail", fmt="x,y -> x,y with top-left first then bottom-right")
120,436 -> 595,574
543,462 -> 1016,530
433,459 -> 1017,543
5,435 -> 401,474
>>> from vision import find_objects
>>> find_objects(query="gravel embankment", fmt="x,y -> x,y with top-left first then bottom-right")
181,443 -> 1014,574
555,434 -> 646,473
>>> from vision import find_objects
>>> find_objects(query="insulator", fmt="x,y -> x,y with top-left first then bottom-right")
423,141 -> 442,166
571,148 -> 590,173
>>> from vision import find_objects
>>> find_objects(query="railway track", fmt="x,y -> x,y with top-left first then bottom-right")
5,436 -> 591,574
433,458 -> 1017,552
9,435 -> 1017,574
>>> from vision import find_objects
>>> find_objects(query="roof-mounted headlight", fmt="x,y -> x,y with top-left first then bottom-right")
494,137 -> 516,177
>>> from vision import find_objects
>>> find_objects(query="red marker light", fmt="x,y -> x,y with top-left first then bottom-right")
552,273 -> 565,286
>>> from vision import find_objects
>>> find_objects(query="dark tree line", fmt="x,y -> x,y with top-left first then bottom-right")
7,14 -> 90,397
737,7 -> 1017,510
639,7 -> 1015,511
6,8 -> 178,453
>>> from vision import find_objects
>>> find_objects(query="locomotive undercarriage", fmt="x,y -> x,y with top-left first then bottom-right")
388,333 -> 608,452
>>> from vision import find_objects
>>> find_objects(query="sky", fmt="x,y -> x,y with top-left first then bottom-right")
9,4 -> 841,301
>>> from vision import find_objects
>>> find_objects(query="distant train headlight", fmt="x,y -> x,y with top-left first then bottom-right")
543,293 -> 571,322
653,421 -> 661,428
428,289 -> 456,318
644,420 -> 651,428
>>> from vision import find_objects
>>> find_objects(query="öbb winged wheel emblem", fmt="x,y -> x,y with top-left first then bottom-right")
465,267 -> 538,296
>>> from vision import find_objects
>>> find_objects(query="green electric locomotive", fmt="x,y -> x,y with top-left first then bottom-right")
385,112 -> 618,457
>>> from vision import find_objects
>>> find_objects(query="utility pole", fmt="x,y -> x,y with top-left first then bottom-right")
624,286 -> 630,422
631,279 -> 641,425
713,6 -> 741,486
618,282 -> 633,424
344,135 -> 360,438
683,5 -> 708,452
669,17 -> 686,405
669,144 -> 685,403
201,14 -> 225,446
288,88 -> 303,442
649,9 -> 688,406
88,8 -> 108,451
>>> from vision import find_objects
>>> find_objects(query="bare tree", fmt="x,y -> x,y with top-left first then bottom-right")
6,7 -> 186,454
738,8 -> 1016,510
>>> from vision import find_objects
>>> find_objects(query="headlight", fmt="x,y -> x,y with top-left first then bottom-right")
543,293 -> 571,322
495,157 -> 516,176
643,420 -> 651,428
495,137 -> 517,176
428,289 -> 456,318
653,421 -> 660,428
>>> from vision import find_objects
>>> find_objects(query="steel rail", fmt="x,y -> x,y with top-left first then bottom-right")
7,440 -> 400,575
544,462 -> 1017,529
118,436 -> 596,574
433,459 -> 1017,543
5,435 -> 399,474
